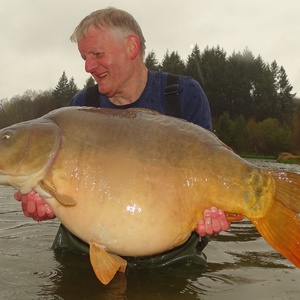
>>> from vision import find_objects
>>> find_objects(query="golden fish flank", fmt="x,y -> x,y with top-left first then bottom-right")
0,106 -> 299,285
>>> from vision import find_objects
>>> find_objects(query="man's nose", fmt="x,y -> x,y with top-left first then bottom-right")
85,57 -> 98,73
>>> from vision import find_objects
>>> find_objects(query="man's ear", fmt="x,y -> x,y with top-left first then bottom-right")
127,34 -> 140,60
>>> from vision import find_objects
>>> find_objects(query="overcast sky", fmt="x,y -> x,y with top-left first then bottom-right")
1,0 -> 299,100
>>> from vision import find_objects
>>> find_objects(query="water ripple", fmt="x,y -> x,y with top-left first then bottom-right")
185,273 -> 240,296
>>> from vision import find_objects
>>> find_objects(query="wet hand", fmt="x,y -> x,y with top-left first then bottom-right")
196,207 -> 230,236
14,190 -> 56,221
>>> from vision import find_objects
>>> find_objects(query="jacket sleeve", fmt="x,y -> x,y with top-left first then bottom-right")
179,76 -> 212,131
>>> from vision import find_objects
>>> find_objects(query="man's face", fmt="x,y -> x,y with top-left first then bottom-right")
78,26 -> 131,98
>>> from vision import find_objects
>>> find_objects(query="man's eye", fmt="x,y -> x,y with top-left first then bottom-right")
95,52 -> 104,58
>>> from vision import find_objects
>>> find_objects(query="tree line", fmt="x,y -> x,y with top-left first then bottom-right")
147,45 -> 295,125
147,45 -> 298,155
0,45 -> 299,156
0,72 -> 95,129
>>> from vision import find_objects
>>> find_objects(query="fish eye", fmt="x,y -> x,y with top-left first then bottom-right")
2,132 -> 12,140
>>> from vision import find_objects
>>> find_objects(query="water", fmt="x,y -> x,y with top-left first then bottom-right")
0,159 -> 299,300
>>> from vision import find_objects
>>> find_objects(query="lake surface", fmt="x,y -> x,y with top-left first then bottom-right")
0,159 -> 299,299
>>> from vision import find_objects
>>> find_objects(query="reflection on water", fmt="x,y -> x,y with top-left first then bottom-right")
0,159 -> 299,299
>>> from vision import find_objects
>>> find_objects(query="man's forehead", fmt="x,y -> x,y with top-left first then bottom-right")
78,25 -> 124,43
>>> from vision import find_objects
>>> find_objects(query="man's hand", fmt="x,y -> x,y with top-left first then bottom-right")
196,206 -> 230,236
14,191 -> 56,221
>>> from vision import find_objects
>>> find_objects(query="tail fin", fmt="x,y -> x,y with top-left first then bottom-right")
250,170 -> 300,267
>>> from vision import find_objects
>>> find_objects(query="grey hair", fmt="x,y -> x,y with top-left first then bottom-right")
70,7 -> 146,58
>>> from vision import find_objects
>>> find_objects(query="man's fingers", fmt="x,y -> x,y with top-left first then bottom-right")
211,207 -> 222,233
35,195 -> 46,218
197,220 -> 206,236
27,193 -> 37,214
218,209 -> 230,231
44,204 -> 55,219
204,209 -> 213,235
14,191 -> 22,201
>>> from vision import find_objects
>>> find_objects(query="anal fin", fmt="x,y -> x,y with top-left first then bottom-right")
89,241 -> 127,285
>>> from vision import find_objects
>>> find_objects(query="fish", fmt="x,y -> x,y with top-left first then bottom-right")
0,106 -> 299,284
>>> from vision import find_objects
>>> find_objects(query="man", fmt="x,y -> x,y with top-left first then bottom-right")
15,7 -> 230,267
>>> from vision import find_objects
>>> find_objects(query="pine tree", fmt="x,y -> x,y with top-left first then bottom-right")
251,55 -> 278,121
270,60 -> 280,92
199,46 -> 227,119
277,66 -> 296,124
186,44 -> 203,83
67,77 -> 79,103
52,72 -> 78,108
161,50 -> 186,75
145,50 -> 160,71
52,71 -> 70,108
84,76 -> 96,89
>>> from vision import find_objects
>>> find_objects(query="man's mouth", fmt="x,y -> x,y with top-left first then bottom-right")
96,72 -> 108,79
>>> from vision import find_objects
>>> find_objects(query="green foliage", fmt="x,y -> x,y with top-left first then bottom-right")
145,50 -> 160,71
67,77 -> 79,101
276,66 -> 296,125
83,76 -> 96,89
198,46 -> 228,118
232,115 -> 249,153
215,113 -> 292,156
291,110 -> 300,153
152,45 -> 296,156
52,71 -> 79,107
52,71 -> 68,107
250,118 -> 291,156
154,45 -> 295,125
186,44 -> 203,83
161,50 -> 186,75
0,90 -> 56,128
215,112 -> 235,145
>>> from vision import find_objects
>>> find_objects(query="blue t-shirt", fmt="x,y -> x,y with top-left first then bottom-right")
69,70 -> 212,130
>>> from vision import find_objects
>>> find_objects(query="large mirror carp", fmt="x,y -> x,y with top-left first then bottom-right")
0,107 -> 299,284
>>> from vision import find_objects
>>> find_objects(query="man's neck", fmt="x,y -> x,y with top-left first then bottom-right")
109,66 -> 148,106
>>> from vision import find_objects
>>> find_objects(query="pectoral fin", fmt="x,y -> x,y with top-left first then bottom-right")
55,194 -> 76,206
39,181 -> 76,206
90,241 -> 127,285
